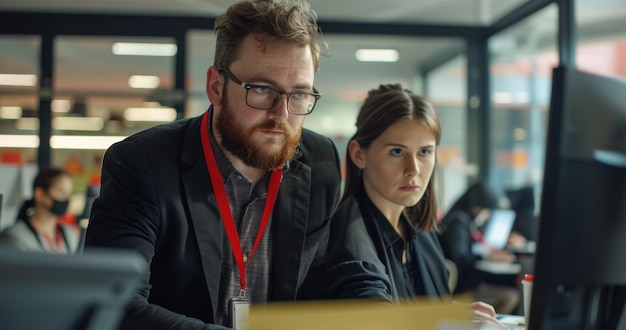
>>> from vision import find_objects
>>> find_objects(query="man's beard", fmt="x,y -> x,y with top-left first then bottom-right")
216,99 -> 302,170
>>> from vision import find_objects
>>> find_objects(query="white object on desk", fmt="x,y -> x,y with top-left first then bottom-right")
496,314 -> 525,330
474,260 -> 522,275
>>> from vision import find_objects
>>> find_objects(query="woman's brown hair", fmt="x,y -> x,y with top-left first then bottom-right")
343,83 -> 442,232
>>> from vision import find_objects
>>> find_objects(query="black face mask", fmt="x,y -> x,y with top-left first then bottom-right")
49,198 -> 69,216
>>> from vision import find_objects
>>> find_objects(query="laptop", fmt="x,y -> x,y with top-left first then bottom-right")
482,209 -> 516,250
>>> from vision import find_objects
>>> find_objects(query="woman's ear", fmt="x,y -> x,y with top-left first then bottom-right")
206,66 -> 224,106
348,139 -> 366,169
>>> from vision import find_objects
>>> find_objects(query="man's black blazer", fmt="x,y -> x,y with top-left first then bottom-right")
86,110 -> 342,329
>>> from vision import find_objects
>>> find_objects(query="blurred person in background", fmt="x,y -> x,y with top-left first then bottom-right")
438,181 -> 520,314
0,167 -> 81,254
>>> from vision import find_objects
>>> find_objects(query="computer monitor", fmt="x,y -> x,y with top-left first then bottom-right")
529,67 -> 626,329
0,247 -> 146,330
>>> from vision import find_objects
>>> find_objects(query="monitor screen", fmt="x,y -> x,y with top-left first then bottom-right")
0,247 -> 146,330
529,67 -> 626,329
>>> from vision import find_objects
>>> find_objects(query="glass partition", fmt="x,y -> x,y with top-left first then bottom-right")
53,36 -> 175,214
425,55 -> 469,212
576,0 -> 626,79
0,35 -> 40,227
488,4 -> 558,208
0,35 -> 40,163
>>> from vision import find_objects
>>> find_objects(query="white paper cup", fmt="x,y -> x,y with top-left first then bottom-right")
521,274 -> 534,326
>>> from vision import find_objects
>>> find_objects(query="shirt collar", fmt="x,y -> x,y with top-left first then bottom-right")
360,193 -> 417,248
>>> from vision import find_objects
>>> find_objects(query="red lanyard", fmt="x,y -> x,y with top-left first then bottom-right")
200,111 -> 282,293
40,225 -> 66,253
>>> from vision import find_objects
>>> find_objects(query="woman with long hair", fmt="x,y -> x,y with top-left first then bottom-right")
325,84 -> 505,327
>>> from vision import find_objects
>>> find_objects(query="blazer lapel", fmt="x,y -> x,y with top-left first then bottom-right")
181,115 -> 223,317
271,161 -> 311,300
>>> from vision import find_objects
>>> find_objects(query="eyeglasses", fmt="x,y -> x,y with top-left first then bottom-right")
220,68 -> 321,115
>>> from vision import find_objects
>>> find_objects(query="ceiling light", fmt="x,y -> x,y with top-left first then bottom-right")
0,106 -> 22,119
124,107 -> 177,122
52,117 -> 104,131
16,118 -> 39,130
0,135 -> 39,148
51,135 -> 126,150
112,42 -> 177,56
514,128 -> 527,141
0,134 -> 126,149
129,75 -> 160,89
493,92 -> 513,104
52,99 -> 71,113
0,74 -> 37,86
355,49 -> 399,62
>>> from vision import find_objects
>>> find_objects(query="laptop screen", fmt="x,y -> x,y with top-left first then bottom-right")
483,209 -> 516,250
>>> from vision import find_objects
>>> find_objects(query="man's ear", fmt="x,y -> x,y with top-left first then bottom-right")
206,66 -> 224,106
348,139 -> 366,169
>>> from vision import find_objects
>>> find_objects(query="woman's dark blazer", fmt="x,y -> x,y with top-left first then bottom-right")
438,211 -> 483,294
325,194 -> 450,301
85,109 -> 342,329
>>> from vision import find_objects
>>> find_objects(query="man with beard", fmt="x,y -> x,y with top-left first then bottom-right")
84,1 -> 381,329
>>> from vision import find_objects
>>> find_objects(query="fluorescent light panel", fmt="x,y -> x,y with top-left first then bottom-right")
16,117 -> 104,131
493,92 -> 514,104
0,135 -> 126,149
112,42 -> 177,56
52,99 -> 71,113
124,107 -> 177,122
128,75 -> 160,89
0,74 -> 37,86
0,106 -> 22,119
51,135 -> 126,150
52,117 -> 104,131
355,49 -> 399,62
16,118 -> 39,130
0,135 -> 39,148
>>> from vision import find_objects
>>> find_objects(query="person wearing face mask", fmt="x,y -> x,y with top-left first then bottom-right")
437,181 -> 520,315
0,167 -> 81,254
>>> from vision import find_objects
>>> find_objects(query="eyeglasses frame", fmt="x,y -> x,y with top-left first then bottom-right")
219,68 -> 321,115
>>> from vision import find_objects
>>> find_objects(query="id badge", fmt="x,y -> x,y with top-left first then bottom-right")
230,297 -> 250,330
